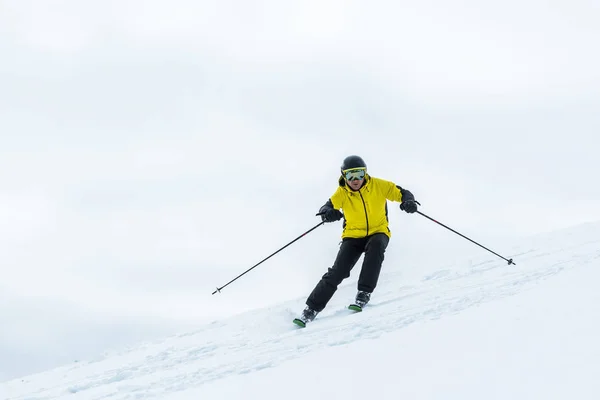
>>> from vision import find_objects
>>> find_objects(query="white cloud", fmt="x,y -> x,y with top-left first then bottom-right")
2,0 -> 598,105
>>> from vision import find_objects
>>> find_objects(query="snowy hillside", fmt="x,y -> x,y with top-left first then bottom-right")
2,222 -> 600,400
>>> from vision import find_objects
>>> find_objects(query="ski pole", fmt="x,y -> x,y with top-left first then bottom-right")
416,211 -> 515,265
212,221 -> 325,294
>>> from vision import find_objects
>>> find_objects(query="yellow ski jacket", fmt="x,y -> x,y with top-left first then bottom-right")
322,174 -> 413,239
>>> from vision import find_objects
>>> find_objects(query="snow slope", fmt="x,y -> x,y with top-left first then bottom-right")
2,222 -> 600,400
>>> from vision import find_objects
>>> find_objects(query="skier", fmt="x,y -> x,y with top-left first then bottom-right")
294,155 -> 418,327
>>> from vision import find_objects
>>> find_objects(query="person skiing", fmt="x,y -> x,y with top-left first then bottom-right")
293,155 -> 418,327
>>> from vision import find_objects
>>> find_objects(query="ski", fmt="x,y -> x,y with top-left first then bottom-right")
348,304 -> 363,312
292,318 -> 306,328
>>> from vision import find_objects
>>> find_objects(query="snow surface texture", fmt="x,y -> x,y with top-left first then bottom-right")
2,222 -> 600,399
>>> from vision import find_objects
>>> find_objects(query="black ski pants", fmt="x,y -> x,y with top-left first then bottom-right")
306,233 -> 389,312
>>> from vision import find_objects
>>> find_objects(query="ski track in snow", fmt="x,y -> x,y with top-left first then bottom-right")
3,232 -> 600,400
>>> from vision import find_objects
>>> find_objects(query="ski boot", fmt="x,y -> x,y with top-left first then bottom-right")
292,306 -> 318,328
348,290 -> 371,312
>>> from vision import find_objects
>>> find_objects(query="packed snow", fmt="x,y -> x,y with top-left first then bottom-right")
2,222 -> 600,400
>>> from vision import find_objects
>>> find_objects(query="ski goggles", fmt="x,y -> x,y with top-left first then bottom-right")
343,168 -> 366,181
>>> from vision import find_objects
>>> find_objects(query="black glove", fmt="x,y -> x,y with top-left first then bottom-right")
400,200 -> 418,214
320,208 -> 343,222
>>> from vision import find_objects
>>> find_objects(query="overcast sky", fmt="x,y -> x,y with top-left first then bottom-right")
1,0 -> 599,381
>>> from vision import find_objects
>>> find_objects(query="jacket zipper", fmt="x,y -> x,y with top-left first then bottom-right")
358,192 -> 369,236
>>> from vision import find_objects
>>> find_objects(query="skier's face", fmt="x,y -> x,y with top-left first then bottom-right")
343,168 -> 366,191
346,177 -> 364,191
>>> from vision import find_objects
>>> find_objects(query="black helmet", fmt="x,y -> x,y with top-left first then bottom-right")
341,155 -> 367,172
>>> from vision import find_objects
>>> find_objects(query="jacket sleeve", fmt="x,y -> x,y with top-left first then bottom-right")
320,187 -> 346,213
375,178 -> 403,202
376,177 -> 416,203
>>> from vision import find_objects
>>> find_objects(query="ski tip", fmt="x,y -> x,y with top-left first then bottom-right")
292,318 -> 306,328
348,304 -> 363,312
